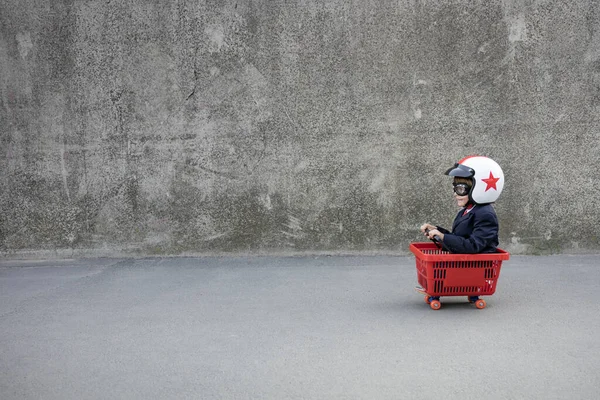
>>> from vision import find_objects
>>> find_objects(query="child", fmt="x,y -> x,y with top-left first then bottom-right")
420,155 -> 504,254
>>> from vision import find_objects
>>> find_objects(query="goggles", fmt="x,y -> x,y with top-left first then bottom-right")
453,183 -> 471,196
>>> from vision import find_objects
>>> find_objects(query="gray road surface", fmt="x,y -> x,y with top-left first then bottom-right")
1,254 -> 599,400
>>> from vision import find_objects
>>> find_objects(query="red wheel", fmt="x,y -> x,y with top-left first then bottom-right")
430,300 -> 441,310
424,295 -> 431,304
475,299 -> 486,309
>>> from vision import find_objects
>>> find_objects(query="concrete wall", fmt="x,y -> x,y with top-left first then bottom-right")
1,0 -> 599,256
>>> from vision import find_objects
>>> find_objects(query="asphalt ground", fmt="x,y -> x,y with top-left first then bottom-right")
1,253 -> 599,399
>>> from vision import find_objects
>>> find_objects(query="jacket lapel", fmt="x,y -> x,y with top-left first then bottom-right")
452,208 -> 472,231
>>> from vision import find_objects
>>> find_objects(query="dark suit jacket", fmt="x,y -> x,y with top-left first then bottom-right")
436,204 -> 499,253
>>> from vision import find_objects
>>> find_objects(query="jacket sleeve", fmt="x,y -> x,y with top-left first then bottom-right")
441,210 -> 498,253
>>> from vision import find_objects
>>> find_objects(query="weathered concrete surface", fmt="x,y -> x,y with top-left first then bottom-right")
1,1 -> 599,256
1,255 -> 599,399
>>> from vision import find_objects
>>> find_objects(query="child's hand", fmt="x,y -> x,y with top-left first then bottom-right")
426,229 -> 444,242
420,223 -> 436,234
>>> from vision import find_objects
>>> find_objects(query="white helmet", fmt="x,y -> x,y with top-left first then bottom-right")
445,155 -> 504,204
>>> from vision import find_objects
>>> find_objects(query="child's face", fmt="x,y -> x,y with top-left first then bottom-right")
454,193 -> 469,207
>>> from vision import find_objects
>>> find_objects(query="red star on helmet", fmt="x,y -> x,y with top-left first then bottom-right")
481,172 -> 500,191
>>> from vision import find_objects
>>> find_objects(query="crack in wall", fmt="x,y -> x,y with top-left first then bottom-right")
186,47 -> 200,101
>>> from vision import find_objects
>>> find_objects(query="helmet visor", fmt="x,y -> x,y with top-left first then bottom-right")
445,163 -> 475,177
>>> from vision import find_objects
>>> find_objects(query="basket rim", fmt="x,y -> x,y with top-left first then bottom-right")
409,242 -> 510,261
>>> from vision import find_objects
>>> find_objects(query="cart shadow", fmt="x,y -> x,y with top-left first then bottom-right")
374,296 -> 492,314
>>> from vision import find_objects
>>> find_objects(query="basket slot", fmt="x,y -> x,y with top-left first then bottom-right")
484,268 -> 496,279
424,249 -> 450,255
433,261 -> 496,269
443,286 -> 479,294
439,280 -> 498,295
433,268 -> 447,279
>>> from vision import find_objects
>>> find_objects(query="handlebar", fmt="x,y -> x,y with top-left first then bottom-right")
424,228 -> 442,246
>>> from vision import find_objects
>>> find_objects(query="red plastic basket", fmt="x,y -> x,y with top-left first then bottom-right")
409,242 -> 510,298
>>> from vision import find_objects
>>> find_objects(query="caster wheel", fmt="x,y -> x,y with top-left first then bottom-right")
468,296 -> 478,303
475,299 -> 486,309
424,295 -> 431,304
430,300 -> 441,310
